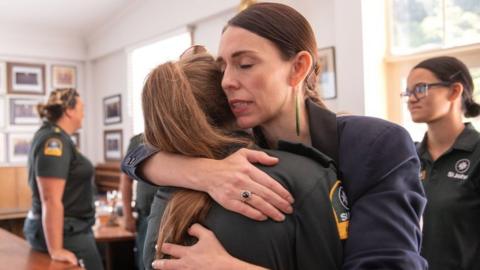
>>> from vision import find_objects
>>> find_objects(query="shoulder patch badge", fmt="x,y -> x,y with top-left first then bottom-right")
44,138 -> 63,157
330,180 -> 350,240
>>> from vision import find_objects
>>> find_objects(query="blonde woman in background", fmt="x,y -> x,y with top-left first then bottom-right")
24,88 -> 103,270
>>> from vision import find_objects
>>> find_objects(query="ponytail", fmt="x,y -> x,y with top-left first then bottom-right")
464,95 -> 480,118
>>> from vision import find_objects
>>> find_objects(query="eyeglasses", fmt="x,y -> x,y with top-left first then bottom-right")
179,45 -> 208,59
400,82 -> 451,101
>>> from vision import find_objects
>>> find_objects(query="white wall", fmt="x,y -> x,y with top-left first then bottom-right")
87,51 -> 127,163
194,9 -> 236,56
0,23 -> 86,61
331,0 -> 365,115
362,0 -> 388,118
87,0 -> 238,60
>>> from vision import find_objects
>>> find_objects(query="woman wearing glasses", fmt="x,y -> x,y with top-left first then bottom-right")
24,89 -> 103,270
124,3 -> 426,269
405,56 -> 480,270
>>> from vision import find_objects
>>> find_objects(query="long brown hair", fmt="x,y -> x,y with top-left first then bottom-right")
142,52 -> 253,258
227,2 -> 325,107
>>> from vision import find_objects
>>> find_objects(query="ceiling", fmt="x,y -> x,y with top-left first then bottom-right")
0,0 -> 136,36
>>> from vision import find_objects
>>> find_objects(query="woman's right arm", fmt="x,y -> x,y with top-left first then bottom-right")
122,147 -> 294,221
36,176 -> 78,265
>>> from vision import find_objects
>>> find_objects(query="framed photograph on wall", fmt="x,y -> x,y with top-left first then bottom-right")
0,62 -> 6,95
52,65 -> 77,89
103,94 -> 122,125
104,130 -> 123,161
0,98 -> 5,128
10,98 -> 42,125
317,47 -> 337,100
71,132 -> 80,148
7,62 -> 46,95
7,133 -> 33,163
0,133 -> 5,163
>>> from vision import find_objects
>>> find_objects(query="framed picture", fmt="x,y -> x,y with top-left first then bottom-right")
52,65 -> 77,89
317,47 -> 337,100
103,94 -> 122,125
0,98 -> 5,128
104,130 -> 123,161
71,132 -> 80,148
0,62 -> 6,95
7,62 -> 46,95
10,98 -> 42,125
7,133 -> 33,163
0,133 -> 5,163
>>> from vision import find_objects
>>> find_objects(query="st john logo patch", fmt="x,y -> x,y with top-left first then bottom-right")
44,138 -> 63,157
330,181 -> 350,240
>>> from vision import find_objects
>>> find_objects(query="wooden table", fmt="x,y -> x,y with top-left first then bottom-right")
93,220 -> 136,270
0,228 -> 82,270
0,208 -> 29,220
93,221 -> 135,242
0,208 -> 29,237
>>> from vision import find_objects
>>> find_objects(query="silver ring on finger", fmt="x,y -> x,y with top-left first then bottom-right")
240,190 -> 252,202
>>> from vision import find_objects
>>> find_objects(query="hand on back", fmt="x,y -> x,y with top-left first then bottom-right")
204,148 -> 294,222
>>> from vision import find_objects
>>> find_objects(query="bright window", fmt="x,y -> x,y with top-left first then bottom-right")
390,0 -> 480,55
129,31 -> 191,135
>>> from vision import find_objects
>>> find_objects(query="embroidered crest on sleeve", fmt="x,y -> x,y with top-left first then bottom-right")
44,138 -> 63,157
330,180 -> 350,240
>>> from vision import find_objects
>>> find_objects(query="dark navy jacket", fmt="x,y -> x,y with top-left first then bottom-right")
122,100 -> 427,270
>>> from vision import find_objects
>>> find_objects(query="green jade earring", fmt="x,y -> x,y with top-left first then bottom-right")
295,94 -> 300,136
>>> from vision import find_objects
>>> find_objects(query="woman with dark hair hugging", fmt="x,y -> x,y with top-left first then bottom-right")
140,50 -> 345,270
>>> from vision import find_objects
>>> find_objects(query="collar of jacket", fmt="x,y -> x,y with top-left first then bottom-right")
253,98 -> 339,164
417,122 -> 480,160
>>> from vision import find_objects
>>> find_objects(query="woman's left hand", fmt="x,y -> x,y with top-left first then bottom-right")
152,224 -> 265,270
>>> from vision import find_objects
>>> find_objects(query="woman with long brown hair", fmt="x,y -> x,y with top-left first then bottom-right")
140,51 -> 344,269
123,3 -> 426,269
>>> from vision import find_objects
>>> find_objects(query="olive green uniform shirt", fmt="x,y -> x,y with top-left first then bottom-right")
28,121 -> 95,219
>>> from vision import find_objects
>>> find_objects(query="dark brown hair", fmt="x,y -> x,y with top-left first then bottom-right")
414,56 -> 480,118
142,52 -> 253,258
36,88 -> 79,123
227,2 -> 325,107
